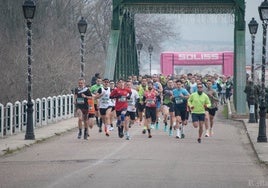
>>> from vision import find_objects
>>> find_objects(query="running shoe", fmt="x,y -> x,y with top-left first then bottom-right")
209,129 -> 213,137
142,129 -> 146,134
155,122 -> 159,130
99,127 -> 102,133
84,132 -> 88,140
163,125 -> 167,132
169,129 -> 173,136
109,126 -> 114,131
197,138 -> 201,143
176,129 -> 181,138
126,135 -> 131,140
181,133 -> 185,139
77,132 -> 82,139
205,129 -> 209,137
148,134 -> 152,138
150,124 -> 155,129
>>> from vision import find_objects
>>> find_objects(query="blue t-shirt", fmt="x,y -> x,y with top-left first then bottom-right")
173,88 -> 189,105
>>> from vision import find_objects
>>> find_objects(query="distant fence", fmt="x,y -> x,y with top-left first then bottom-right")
0,94 -> 74,138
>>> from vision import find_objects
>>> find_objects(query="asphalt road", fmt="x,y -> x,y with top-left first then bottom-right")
0,110 -> 267,188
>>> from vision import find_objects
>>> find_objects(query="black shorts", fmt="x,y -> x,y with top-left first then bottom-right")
137,103 -> 145,112
163,103 -> 175,112
145,107 -> 157,123
126,111 -> 136,120
207,107 -> 218,116
99,107 -> 113,115
88,113 -> 95,118
192,113 -> 205,122
174,105 -> 187,121
116,109 -> 127,117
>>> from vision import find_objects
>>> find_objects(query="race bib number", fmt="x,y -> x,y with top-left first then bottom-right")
77,97 -> 84,104
119,96 -> 126,102
101,97 -> 109,104
147,99 -> 155,105
175,98 -> 183,104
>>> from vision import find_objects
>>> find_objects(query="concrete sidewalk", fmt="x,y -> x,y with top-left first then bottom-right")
241,120 -> 268,165
0,118 -> 77,156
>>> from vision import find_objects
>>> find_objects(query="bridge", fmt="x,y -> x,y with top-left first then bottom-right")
104,0 -> 246,114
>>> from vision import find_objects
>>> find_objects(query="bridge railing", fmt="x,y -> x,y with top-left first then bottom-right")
0,94 -> 74,138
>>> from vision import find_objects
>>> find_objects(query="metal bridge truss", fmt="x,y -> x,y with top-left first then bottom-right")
104,0 -> 246,114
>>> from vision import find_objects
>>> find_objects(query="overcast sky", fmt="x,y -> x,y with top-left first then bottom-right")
179,0 -> 263,42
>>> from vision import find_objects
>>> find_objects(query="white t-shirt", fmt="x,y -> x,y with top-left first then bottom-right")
127,89 -> 139,112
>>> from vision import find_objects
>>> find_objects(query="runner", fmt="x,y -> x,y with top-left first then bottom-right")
188,83 -> 211,143
204,79 -> 219,137
152,74 -> 163,130
74,78 -> 93,140
95,78 -> 113,137
136,77 -> 148,134
90,78 -> 103,132
125,80 -> 139,139
110,79 -> 132,139
143,81 -> 159,138
162,79 -> 175,136
173,79 -> 190,139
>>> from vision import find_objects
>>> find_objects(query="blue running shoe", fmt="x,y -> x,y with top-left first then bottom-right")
155,123 -> 159,130
169,129 -> 173,136
164,125 -> 167,132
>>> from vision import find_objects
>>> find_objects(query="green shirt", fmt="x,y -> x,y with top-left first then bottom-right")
188,92 -> 211,114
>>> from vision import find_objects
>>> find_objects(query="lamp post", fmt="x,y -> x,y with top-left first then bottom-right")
136,41 -> 143,74
78,17 -> 88,78
23,0 -> 36,140
248,17 -> 258,123
257,0 -> 268,142
148,44 -> 153,76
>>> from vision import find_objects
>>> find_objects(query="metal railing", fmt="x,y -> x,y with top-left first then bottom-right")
0,94 -> 74,138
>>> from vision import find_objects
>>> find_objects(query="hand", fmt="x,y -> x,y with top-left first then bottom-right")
204,104 -> 208,108
190,106 -> 194,110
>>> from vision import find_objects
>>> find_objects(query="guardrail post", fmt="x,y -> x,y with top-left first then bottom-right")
57,95 -> 62,121
52,96 -> 58,123
21,100 -> 27,132
35,98 -> 41,127
41,97 -> 47,126
47,97 -> 52,124
0,103 -> 4,137
14,101 -> 22,133
6,103 -> 13,135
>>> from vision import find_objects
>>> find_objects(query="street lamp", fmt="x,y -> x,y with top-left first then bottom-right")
78,17 -> 88,78
148,44 -> 153,76
257,0 -> 268,142
23,0 -> 36,140
248,17 -> 258,123
136,41 -> 143,73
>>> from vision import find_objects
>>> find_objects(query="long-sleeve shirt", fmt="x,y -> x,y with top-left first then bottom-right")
188,92 -> 211,114
110,87 -> 132,111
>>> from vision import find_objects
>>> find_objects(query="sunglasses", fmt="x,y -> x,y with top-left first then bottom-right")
197,86 -> 203,88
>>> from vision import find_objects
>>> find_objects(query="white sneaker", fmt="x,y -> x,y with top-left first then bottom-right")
205,129 -> 210,137
176,128 -> 181,139
209,129 -> 213,136
109,126 -> 114,131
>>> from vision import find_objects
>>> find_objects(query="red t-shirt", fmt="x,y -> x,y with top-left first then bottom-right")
144,89 -> 157,107
110,87 -> 132,111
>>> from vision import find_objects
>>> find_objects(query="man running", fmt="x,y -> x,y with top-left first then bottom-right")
143,81 -> 159,138
74,78 -> 93,140
95,78 -> 114,137
188,83 -> 211,143
204,79 -> 219,137
125,80 -> 139,139
173,79 -> 190,139
110,79 -> 132,139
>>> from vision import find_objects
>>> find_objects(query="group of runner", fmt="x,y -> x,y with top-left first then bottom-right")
74,73 -> 226,143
